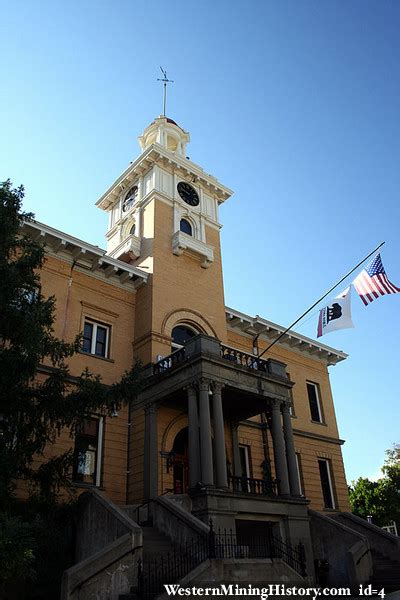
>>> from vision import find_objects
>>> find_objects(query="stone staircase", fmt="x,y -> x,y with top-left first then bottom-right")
119,523 -> 177,600
141,525 -> 177,563
368,549 -> 400,593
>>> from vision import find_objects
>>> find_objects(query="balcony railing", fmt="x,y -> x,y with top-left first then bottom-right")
153,347 -> 185,375
220,344 -> 270,372
228,475 -> 278,497
152,337 -> 283,378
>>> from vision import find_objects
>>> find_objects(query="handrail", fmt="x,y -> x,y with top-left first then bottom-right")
137,522 -> 307,598
69,534 -> 136,594
155,494 -> 209,539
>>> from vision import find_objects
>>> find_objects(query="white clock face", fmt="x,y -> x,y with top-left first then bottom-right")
122,185 -> 138,212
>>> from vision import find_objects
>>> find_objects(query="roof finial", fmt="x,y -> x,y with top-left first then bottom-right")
157,66 -> 174,117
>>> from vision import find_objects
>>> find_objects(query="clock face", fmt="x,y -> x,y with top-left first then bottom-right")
122,185 -> 138,212
177,181 -> 199,206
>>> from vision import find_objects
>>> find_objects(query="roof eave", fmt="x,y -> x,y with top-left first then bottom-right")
225,306 -> 348,366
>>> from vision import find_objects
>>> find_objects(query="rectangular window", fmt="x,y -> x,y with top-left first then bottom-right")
239,445 -> 251,478
238,445 -> 252,492
72,417 -> 103,486
82,320 -> 110,358
307,381 -> 323,423
318,459 -> 335,509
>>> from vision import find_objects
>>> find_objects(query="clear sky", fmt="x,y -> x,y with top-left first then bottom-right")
1,0 -> 399,483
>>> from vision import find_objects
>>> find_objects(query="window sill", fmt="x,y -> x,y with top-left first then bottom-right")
310,420 -> 327,426
78,350 -> 115,363
71,481 -> 105,490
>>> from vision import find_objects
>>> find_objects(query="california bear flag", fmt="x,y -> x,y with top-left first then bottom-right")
317,286 -> 354,338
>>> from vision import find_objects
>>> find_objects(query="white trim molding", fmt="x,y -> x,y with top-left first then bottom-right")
172,231 -> 214,268
22,220 -> 148,291
225,306 -> 347,366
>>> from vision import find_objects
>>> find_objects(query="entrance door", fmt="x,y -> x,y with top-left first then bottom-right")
172,427 -> 189,494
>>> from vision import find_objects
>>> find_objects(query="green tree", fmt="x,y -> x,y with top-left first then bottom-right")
0,180 -> 142,594
349,444 -> 400,530
0,180 -> 142,502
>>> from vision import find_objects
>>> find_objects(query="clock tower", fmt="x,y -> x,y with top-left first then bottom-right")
96,116 -> 233,362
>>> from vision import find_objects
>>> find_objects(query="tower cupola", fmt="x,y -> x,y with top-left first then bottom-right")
138,115 -> 190,157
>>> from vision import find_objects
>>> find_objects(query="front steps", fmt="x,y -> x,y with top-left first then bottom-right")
141,525 -> 176,563
119,522 -> 177,600
369,549 -> 400,593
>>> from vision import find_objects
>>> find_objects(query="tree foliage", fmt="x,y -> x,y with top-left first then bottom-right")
0,180 -> 142,506
349,444 -> 400,529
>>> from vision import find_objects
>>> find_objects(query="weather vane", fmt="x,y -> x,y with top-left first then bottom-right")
157,66 -> 174,117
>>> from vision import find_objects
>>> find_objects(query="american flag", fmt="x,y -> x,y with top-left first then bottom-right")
353,253 -> 400,306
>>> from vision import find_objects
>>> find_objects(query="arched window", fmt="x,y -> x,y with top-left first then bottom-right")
180,218 -> 192,236
171,324 -> 197,350
130,223 -> 136,236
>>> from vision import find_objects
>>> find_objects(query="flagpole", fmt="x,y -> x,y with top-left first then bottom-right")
257,241 -> 385,360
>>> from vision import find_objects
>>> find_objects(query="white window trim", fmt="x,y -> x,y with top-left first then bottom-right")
295,453 -> 303,495
85,320 -> 110,358
319,458 -> 336,509
307,381 -> 323,423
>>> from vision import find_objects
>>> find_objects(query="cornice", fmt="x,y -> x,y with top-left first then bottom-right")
22,220 -> 148,291
225,307 -> 348,366
95,143 -> 233,211
293,428 -> 345,445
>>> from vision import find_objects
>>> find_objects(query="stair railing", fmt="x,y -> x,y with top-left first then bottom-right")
137,518 -> 307,599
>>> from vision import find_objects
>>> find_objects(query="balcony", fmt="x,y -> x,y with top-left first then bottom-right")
172,231 -> 214,268
108,234 -> 141,262
153,337 -> 288,380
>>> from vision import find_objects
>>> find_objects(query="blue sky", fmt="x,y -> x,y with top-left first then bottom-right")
1,0 -> 399,484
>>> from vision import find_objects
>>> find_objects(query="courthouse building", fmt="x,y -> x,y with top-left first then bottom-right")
23,116 -> 393,597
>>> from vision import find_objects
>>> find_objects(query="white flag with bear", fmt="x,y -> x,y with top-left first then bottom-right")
317,286 -> 354,338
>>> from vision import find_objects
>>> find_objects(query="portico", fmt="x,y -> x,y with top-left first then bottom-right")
136,334 -> 304,507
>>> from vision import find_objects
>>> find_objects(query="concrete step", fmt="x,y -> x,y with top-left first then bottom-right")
142,525 -> 176,563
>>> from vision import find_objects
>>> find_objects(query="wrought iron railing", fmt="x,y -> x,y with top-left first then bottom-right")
210,524 -> 306,576
137,520 -> 307,599
270,533 -> 307,577
220,344 -> 270,372
137,535 -> 208,600
228,475 -> 278,496
153,347 -> 185,374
